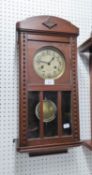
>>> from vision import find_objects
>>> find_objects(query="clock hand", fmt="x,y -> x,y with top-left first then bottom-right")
48,57 -> 55,65
37,60 -> 48,64
38,57 -> 55,65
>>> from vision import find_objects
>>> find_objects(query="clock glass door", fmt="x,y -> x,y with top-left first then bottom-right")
43,91 -> 58,137
28,91 -> 40,138
62,91 -> 72,135
27,91 -> 72,139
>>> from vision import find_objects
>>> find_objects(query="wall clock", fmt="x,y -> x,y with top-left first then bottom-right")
17,16 -> 80,155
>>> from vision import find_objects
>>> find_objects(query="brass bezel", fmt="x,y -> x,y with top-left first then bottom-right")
33,46 -> 66,80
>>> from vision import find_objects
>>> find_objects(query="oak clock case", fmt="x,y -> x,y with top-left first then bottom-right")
17,16 -> 80,155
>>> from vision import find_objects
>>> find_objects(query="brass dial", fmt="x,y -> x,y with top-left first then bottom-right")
33,47 -> 65,79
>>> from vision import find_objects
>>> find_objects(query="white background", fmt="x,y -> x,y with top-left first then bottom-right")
0,0 -> 92,175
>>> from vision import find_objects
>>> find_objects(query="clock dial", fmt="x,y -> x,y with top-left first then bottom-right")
33,47 -> 66,79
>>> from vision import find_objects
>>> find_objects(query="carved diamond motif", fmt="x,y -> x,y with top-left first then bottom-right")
42,17 -> 57,29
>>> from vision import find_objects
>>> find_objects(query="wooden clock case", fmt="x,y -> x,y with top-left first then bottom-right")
79,37 -> 92,150
17,16 -> 80,155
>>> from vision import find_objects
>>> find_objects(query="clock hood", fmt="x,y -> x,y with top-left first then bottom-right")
16,15 -> 79,36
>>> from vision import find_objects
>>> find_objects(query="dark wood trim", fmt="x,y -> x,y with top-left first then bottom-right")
19,32 -> 28,146
29,150 -> 68,157
71,37 -> 80,141
78,37 -> 92,52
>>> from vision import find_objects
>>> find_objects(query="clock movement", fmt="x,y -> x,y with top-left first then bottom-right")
17,16 -> 80,155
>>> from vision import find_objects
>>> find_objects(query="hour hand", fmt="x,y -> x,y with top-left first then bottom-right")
37,60 -> 48,64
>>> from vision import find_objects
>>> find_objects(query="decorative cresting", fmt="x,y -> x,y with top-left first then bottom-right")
42,17 -> 57,29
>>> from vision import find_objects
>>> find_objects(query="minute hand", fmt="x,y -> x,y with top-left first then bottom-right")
48,57 -> 55,64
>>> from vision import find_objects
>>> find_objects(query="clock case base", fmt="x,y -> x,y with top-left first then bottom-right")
17,141 -> 81,156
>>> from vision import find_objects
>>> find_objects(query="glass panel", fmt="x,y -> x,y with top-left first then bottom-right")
27,91 -> 40,138
62,91 -> 72,135
43,91 -> 58,137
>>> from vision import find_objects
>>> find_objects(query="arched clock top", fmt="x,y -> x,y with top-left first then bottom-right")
16,16 -> 79,35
